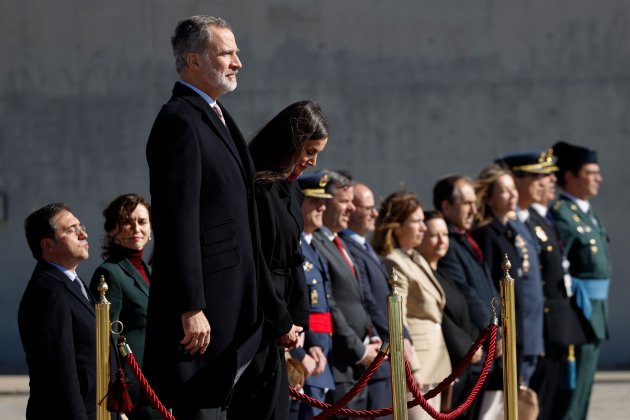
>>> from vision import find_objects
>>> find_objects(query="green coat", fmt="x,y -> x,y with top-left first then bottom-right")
90,256 -> 151,366
549,195 -> 611,341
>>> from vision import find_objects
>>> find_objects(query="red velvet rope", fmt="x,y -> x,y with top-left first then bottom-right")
123,353 -> 175,420
290,323 -> 497,419
405,324 -> 497,419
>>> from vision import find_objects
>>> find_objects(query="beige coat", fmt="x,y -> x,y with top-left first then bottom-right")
384,248 -> 452,385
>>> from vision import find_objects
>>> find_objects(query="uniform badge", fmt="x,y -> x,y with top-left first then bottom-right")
310,285 -> 319,305
570,204 -> 578,211
572,215 -> 581,223
303,261 -> 314,272
534,226 -> 548,242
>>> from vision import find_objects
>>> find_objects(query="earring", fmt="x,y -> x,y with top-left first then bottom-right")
149,234 -> 153,241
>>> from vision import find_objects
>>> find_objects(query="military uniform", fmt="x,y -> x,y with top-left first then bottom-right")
289,235 -> 335,420
528,208 -> 589,420
549,141 -> 611,420
290,172 -> 335,420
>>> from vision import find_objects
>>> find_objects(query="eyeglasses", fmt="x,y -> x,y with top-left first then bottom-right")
356,205 -> 377,213
63,224 -> 87,236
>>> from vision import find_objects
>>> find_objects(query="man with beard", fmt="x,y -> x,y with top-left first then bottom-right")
145,16 -> 263,419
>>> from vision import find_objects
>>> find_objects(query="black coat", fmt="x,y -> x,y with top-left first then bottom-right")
18,261 -> 97,420
438,223 -> 499,330
144,82 -> 263,408
228,180 -> 310,420
312,230 -> 373,384
434,269 -> 479,366
255,180 -> 310,335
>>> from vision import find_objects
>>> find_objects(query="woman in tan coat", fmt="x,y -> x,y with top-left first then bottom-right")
372,192 -> 452,417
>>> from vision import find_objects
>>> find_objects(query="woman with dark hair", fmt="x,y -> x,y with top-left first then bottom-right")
372,192 -> 451,419
229,100 -> 329,420
417,210 -> 483,415
89,193 -> 158,420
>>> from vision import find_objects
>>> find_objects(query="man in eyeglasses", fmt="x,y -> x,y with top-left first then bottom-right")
18,203 -> 98,419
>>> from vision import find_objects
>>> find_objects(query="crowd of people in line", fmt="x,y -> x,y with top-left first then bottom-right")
17,14 -> 610,420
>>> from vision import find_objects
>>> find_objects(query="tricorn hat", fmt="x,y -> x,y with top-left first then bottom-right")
553,141 -> 598,173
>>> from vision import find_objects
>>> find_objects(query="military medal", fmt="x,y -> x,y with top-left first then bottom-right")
572,214 -> 581,223
310,279 -> 319,305
303,261 -> 314,272
535,226 -> 548,242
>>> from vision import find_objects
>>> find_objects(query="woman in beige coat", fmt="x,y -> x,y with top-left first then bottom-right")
372,192 -> 452,418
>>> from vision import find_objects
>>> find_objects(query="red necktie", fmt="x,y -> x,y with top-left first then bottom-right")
212,104 -> 226,126
465,231 -> 484,265
333,236 -> 356,276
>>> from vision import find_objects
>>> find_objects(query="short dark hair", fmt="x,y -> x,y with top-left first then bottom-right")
171,15 -> 232,74
24,203 -> 71,260
102,194 -> 151,259
249,101 -> 329,183
423,209 -> 444,223
432,175 -> 471,212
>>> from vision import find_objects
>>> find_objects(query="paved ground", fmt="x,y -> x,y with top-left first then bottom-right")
2,372 -> 629,419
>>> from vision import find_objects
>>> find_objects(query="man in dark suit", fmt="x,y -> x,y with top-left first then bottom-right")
549,142 -> 610,420
311,170 -> 380,418
434,176 -> 499,331
144,15 -> 263,419
18,203 -> 97,419
339,181 -> 415,417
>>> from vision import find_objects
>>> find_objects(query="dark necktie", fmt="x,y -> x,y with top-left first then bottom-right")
212,104 -> 226,126
333,236 -> 356,276
364,241 -> 381,264
71,277 -> 90,303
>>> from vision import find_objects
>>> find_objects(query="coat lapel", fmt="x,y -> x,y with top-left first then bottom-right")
172,83 -> 248,179
39,262 -> 95,315
118,258 -> 150,297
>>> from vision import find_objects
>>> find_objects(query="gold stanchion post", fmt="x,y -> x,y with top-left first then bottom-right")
388,271 -> 408,420
96,275 -> 111,420
500,255 -> 518,420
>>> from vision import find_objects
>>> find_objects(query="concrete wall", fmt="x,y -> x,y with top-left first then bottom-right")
1,0 -> 629,372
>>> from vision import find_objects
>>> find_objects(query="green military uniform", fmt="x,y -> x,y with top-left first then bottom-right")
550,194 -> 611,420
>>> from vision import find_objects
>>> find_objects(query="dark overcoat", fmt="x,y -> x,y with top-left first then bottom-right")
144,82 -> 263,408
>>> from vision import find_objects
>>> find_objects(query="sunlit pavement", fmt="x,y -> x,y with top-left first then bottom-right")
1,372 -> 629,419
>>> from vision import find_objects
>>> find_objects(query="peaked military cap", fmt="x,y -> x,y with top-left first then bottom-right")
495,148 -> 558,175
297,171 -> 333,198
553,141 -> 598,172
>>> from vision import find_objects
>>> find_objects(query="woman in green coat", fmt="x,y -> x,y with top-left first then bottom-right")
90,193 -> 158,419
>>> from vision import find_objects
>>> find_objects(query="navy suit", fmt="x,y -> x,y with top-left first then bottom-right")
438,223 -> 499,331
290,236 -> 335,419
340,231 -> 393,417
473,217 -> 544,385
19,261 -> 98,420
